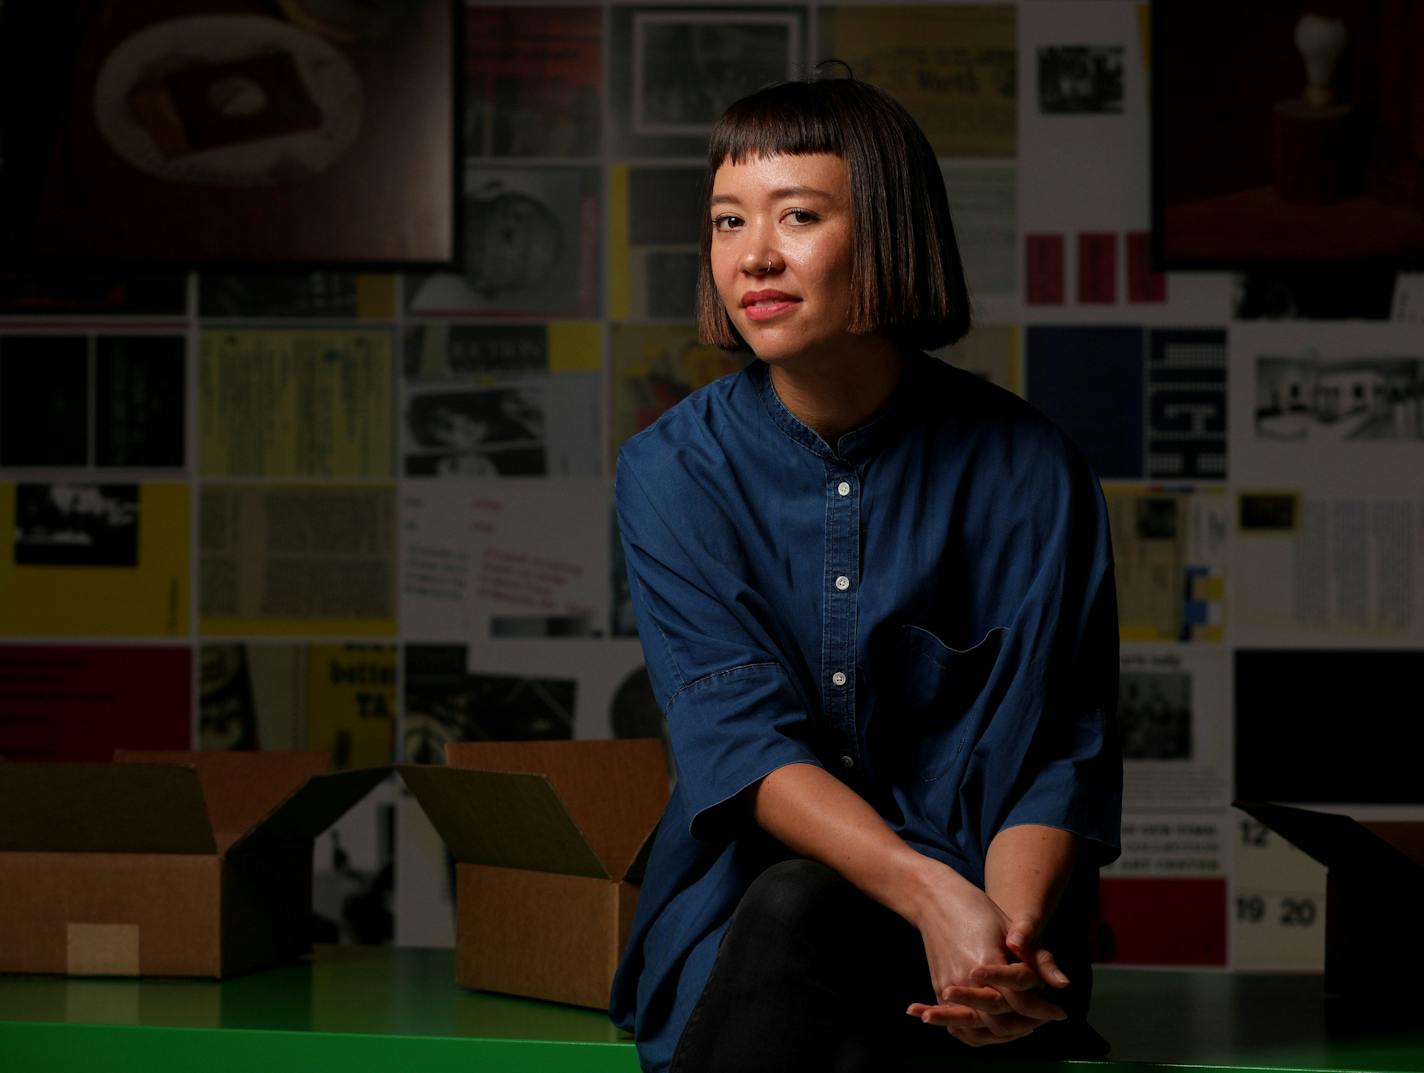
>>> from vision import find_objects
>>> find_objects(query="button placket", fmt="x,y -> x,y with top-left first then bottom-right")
823,465 -> 859,767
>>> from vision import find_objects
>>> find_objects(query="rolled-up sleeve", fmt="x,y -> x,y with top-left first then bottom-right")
995,450 -> 1123,865
616,452 -> 822,841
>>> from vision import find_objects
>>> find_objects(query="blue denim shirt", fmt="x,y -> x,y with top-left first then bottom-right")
610,351 -> 1122,1073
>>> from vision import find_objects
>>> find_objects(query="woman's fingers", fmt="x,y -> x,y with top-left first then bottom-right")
1005,925 -> 1070,988
938,983 -> 1067,1022
976,1011 -> 1042,1040
968,962 -> 1040,991
938,985 -> 1011,1014
907,1002 -> 983,1027
994,984 -> 1068,1021
1029,944 -> 1070,987
906,1002 -> 1042,1042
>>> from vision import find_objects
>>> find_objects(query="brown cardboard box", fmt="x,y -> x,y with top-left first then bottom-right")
1235,801 -> 1424,998
398,739 -> 667,1009
0,750 -> 387,978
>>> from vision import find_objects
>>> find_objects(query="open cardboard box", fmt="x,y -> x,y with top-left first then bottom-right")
1235,801 -> 1424,997
398,739 -> 667,1009
0,750 -> 387,978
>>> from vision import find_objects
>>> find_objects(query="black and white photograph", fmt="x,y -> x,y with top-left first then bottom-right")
0,335 -> 88,467
313,792 -> 396,946
609,6 -> 806,155
1117,671 -> 1192,760
633,11 -> 800,136
1254,356 -> 1424,442
1037,45 -> 1124,114
13,482 -> 139,567
402,643 -> 575,763
405,165 -> 600,318
403,385 -> 545,477
402,377 -> 600,477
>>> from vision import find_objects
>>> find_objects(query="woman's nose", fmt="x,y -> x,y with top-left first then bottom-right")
739,243 -> 785,275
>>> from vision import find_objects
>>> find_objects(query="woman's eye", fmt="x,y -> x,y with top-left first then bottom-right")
712,215 -> 742,231
786,210 -> 817,224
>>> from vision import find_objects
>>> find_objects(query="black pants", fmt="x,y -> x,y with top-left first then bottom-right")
670,859 -> 1106,1073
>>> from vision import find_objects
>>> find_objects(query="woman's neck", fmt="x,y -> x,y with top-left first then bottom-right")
767,337 -> 906,446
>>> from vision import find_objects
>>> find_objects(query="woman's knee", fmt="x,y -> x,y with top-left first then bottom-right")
730,858 -> 854,940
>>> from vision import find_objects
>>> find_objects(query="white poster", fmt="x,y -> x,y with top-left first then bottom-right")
1229,323 -> 1424,492
1108,645 -> 1231,877
1231,488 -> 1424,645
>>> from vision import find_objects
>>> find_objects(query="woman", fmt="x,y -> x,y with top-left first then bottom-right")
610,73 -> 1121,1073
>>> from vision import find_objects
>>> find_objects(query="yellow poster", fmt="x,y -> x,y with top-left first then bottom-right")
305,644 -> 397,768
0,482 -> 190,636
819,5 -> 1017,157
1104,485 -> 1227,643
199,483 -> 397,637
611,324 -> 748,455
200,328 -> 394,478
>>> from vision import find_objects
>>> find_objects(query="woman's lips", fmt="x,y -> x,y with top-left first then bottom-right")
741,290 -> 800,322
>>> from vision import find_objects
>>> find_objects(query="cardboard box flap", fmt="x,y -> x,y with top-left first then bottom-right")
445,739 -> 668,879
117,750 -> 330,853
0,762 -> 215,854
227,766 -> 391,856
1235,801 -> 1424,884
397,764 -> 607,878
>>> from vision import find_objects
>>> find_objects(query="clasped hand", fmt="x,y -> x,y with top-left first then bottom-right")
904,882 -> 1068,1047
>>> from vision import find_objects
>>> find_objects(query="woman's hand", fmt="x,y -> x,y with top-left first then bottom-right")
747,767 -> 1072,1046
903,877 -> 1067,1046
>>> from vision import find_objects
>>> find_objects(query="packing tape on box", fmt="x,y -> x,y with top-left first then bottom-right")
67,923 -> 140,976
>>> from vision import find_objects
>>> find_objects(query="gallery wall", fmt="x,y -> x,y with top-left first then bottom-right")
1,0 -> 1422,969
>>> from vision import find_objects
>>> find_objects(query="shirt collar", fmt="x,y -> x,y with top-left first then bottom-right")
751,350 -> 929,465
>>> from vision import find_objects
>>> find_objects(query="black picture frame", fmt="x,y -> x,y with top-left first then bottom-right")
1151,0 -> 1424,271
0,0 -> 462,271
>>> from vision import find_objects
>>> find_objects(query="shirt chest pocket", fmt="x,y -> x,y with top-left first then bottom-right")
882,623 -> 1008,783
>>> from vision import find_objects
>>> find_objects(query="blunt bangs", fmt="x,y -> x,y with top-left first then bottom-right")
706,82 -> 847,168
697,74 -> 972,354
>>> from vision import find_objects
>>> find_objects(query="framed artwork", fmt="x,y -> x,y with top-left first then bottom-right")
0,0 -> 458,267
1153,0 -> 1424,268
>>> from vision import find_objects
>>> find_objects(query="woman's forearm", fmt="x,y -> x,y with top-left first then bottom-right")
751,761 -> 974,927
984,823 -> 1078,925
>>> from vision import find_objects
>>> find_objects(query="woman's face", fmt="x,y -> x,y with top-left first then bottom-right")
708,152 -> 856,367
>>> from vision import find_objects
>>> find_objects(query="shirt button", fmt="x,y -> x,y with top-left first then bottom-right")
834,575 -> 851,591
832,671 -> 847,687
840,755 -> 855,769
837,481 -> 851,496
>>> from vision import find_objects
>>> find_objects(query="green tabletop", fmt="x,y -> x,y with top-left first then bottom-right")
2,948 -> 1422,1072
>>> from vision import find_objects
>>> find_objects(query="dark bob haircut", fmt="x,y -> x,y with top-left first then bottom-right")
696,72 -> 971,352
